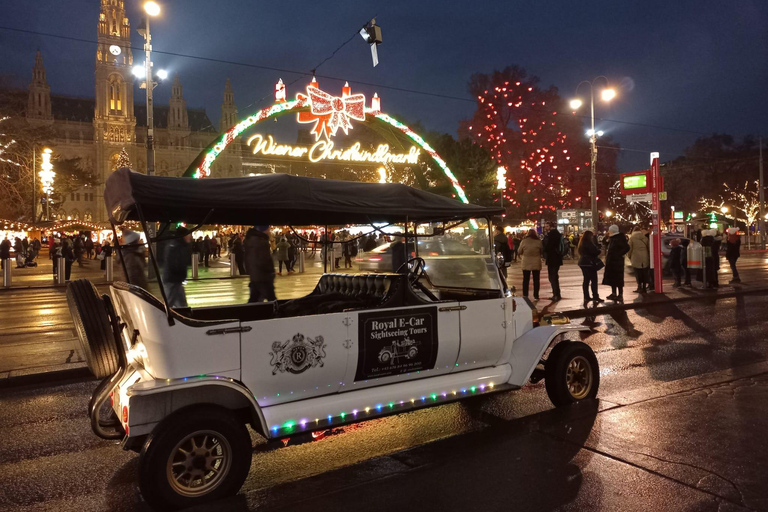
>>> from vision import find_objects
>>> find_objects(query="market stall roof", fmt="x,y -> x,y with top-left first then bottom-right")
104,168 -> 504,226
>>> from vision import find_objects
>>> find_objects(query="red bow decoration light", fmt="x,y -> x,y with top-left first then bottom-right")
297,86 -> 366,141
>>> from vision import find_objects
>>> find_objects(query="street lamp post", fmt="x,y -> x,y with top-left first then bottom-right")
39,148 -> 55,221
135,2 -> 164,279
570,78 -> 616,231
137,1 -> 161,178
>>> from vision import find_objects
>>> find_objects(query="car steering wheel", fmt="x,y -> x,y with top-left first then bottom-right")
397,257 -> 439,301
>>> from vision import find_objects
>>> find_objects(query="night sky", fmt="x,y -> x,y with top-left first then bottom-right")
2,0 -> 767,171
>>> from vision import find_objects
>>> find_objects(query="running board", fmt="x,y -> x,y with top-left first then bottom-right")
262,366 -> 513,439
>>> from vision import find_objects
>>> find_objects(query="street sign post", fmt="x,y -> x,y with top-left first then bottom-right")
650,153 -> 663,293
626,193 -> 652,202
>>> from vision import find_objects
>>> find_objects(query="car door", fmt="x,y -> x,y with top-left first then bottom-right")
341,303 -> 461,392
454,298 -> 507,372
240,312 -> 349,407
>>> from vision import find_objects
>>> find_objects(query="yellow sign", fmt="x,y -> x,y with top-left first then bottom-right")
246,134 -> 420,165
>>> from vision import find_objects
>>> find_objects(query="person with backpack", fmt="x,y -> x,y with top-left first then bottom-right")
542,222 -> 564,301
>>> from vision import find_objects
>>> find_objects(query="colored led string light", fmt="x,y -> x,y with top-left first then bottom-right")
269,381 -> 496,434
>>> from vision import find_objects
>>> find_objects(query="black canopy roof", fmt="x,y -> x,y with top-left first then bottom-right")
104,168 -> 503,226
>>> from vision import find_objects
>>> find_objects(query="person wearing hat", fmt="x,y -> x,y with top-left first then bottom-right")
602,225 -> 629,302
725,227 -> 741,284
162,227 -> 192,308
121,230 -> 148,290
244,226 -> 276,303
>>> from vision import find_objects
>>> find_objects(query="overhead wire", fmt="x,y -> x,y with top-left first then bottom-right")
0,24 -> 715,138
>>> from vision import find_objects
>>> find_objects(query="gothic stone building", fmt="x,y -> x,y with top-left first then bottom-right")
23,0 -> 247,223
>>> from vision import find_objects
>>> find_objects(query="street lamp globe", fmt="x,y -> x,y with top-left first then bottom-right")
569,99 -> 582,110
601,88 -> 617,101
605,210 -> 613,218
156,69 -> 168,80
721,206 -> 729,214
144,1 -> 161,16
132,65 -> 145,78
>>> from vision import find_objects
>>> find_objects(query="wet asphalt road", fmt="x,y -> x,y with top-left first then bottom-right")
1,291 -> 767,511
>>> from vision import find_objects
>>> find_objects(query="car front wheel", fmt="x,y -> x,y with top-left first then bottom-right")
544,341 -> 599,407
139,406 -> 252,511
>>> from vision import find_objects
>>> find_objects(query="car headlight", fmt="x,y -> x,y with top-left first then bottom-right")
127,341 -> 147,365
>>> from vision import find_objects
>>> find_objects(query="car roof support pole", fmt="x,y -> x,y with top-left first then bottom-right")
135,204 -> 174,325
323,225 -> 328,274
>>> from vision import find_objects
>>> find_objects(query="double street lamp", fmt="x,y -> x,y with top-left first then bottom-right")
132,1 -> 166,178
570,77 -> 616,230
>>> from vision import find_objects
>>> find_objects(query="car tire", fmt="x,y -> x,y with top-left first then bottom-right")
407,347 -> 418,359
544,341 -> 599,407
66,279 -> 119,378
379,351 -> 391,363
139,406 -> 252,511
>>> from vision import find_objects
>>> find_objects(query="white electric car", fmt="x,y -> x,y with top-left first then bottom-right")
68,169 -> 598,510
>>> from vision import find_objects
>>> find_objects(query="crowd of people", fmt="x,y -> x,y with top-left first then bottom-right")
494,223 -> 743,306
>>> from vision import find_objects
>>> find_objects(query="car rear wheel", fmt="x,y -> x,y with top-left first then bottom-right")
139,406 -> 252,511
544,341 -> 599,407
66,279 -> 119,378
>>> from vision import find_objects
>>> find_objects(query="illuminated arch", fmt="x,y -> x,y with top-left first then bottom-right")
184,98 -> 471,205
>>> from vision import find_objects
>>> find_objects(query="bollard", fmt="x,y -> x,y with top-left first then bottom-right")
229,252 -> 238,276
299,251 -> 305,273
191,255 -> 199,280
2,259 -> 11,287
56,257 -> 66,285
105,255 -> 114,282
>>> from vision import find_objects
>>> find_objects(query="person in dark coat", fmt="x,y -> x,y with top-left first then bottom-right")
669,238 -> 684,288
602,225 -> 630,302
493,226 -> 512,279
542,222 -> 563,301
700,229 -> 720,288
62,239 -> 75,281
577,230 -> 603,304
85,237 -> 94,259
121,230 -> 148,290
231,233 -> 245,275
162,228 -> 191,308
244,226 -> 276,303
725,227 -> 741,284
73,236 -> 84,267
0,237 -> 11,270
679,238 -> 692,286
100,240 -> 113,270
202,235 -> 211,267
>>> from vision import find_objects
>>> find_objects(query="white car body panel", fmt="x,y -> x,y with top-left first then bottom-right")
240,312 -> 349,407
261,365 -> 512,437
507,324 -> 590,387
455,298 -> 506,371
111,288 -> 241,380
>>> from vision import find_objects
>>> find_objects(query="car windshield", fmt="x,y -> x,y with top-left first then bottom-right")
415,220 -> 501,290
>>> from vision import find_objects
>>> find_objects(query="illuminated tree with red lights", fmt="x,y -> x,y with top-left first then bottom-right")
461,66 -> 612,219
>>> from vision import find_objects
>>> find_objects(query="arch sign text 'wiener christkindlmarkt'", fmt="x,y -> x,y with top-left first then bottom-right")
183,81 -> 471,206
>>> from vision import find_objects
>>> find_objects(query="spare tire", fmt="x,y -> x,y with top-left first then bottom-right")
66,279 -> 119,378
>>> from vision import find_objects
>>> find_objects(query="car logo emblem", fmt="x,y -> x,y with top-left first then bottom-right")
270,333 -> 327,375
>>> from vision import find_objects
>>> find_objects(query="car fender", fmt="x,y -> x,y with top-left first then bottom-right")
507,325 -> 591,387
126,376 -> 269,438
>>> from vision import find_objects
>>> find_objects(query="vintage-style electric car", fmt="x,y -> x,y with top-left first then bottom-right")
68,168 -> 598,510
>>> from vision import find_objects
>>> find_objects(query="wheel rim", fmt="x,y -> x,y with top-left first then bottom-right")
565,355 -> 593,400
166,430 -> 232,497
